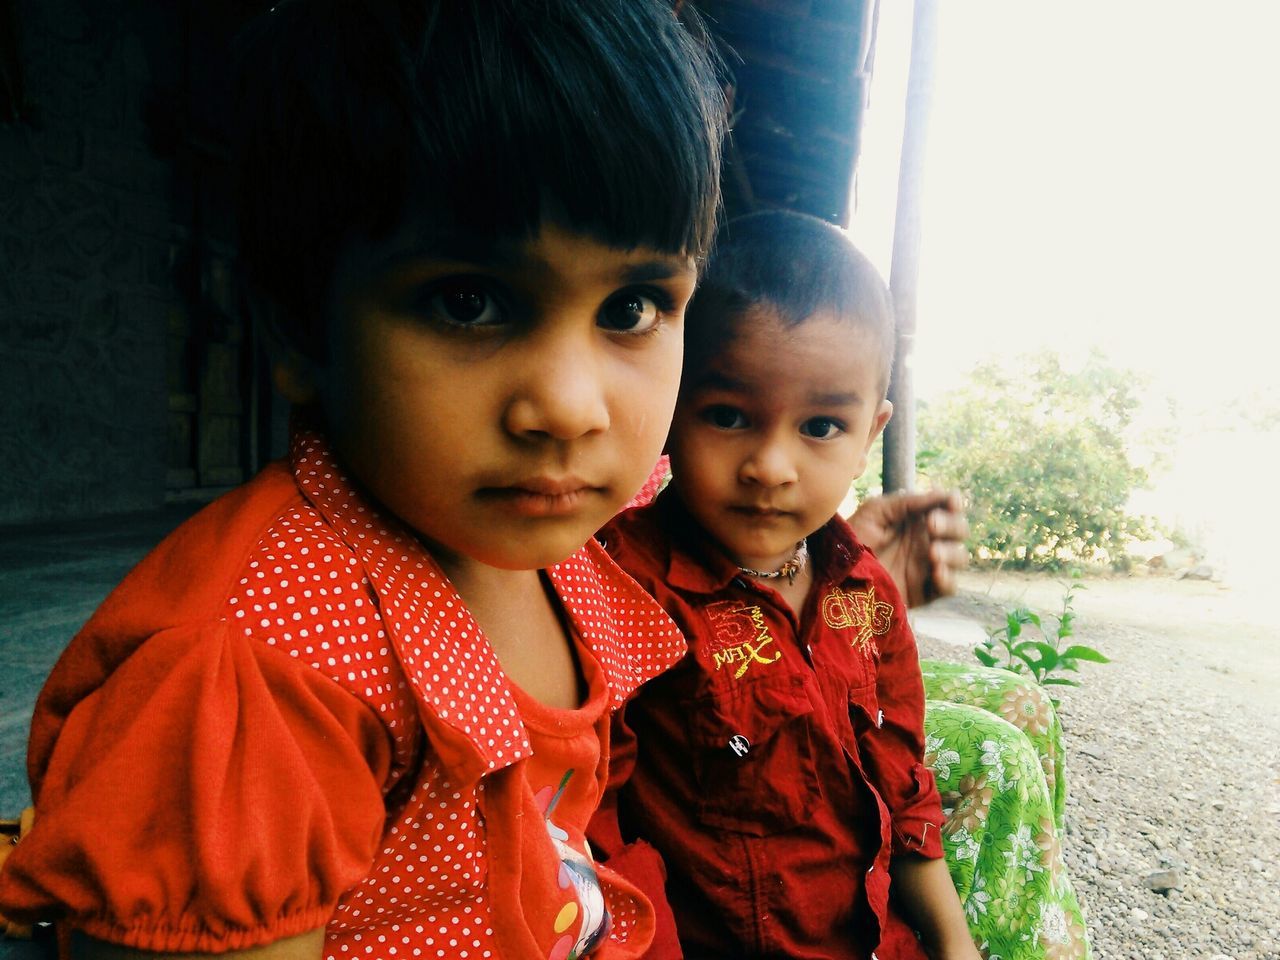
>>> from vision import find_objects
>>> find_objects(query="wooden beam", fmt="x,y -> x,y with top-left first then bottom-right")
883,0 -> 939,493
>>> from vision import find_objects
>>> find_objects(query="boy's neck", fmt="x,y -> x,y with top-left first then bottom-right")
746,562 -> 814,619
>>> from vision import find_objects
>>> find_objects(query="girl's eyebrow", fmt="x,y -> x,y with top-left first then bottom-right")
620,260 -> 697,284
386,234 -> 695,284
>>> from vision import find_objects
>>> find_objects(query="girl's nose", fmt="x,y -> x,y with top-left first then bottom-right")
503,328 -> 610,441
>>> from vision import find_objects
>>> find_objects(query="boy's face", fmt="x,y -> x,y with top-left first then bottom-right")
297,222 -> 697,577
668,308 -> 892,573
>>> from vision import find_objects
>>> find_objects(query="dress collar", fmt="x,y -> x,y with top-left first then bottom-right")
289,423 -> 686,779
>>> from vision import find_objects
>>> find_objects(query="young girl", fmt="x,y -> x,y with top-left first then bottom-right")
0,2 -> 726,958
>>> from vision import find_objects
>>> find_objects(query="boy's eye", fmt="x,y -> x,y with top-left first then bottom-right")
599,291 -> 662,333
801,417 -> 845,439
703,405 -> 747,430
420,280 -> 503,327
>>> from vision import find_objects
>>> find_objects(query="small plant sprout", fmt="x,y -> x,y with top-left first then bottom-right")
973,578 -> 1110,704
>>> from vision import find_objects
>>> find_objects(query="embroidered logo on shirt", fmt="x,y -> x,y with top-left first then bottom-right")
821,585 -> 893,656
704,600 -> 782,679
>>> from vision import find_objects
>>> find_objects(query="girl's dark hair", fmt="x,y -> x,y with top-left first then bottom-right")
234,0 -> 727,355
685,209 -> 896,392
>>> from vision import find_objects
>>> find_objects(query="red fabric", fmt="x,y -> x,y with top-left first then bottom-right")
0,428 -> 687,959
625,456 -> 672,510
597,493 -> 945,960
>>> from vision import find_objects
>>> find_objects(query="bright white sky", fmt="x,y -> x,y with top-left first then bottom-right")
851,1 -> 1280,402
849,2 -> 1280,579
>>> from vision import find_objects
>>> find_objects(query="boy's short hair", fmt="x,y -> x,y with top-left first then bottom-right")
685,209 -> 896,394
234,0 -> 726,357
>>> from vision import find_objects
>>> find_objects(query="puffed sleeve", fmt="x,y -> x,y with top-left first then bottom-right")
0,620 -> 392,953
858,569 -> 946,860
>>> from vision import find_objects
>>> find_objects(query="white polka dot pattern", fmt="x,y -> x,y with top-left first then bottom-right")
216,430 -> 687,957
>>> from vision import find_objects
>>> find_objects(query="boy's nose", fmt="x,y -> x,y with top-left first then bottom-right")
739,438 -> 798,488
503,330 -> 611,441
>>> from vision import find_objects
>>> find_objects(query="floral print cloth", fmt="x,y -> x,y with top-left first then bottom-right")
921,661 -> 1091,960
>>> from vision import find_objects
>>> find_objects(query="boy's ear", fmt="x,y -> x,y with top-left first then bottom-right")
866,399 -> 893,450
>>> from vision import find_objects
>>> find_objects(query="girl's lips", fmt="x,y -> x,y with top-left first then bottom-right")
481,479 -> 599,518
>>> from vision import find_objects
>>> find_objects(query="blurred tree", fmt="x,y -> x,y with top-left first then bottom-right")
917,350 -> 1152,569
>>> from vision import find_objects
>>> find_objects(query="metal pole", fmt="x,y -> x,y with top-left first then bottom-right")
882,0 -> 939,493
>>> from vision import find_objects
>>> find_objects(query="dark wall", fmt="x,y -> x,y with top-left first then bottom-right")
0,0 -> 179,526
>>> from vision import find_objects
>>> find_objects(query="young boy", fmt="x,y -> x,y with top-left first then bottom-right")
598,211 -> 980,960
0,2 -> 726,958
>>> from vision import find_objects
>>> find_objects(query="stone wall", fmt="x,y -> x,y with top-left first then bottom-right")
0,0 -> 178,526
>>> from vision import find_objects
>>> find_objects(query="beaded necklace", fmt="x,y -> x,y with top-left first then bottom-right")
737,538 -> 809,585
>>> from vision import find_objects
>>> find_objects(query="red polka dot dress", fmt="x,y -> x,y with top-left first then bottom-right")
0,428 -> 687,959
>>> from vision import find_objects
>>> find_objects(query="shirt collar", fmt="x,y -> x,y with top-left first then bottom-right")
289,422 -> 685,778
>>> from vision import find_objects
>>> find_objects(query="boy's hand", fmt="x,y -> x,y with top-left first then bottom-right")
847,490 -> 969,608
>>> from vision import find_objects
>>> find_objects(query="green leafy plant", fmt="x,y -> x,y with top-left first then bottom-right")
917,349 -> 1159,569
973,580 -> 1109,701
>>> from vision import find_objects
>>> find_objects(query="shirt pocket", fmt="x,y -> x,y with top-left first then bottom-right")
848,682 -> 883,739
686,672 -> 823,836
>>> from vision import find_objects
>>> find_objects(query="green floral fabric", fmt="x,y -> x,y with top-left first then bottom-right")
921,662 -> 1090,960
921,661 -> 1066,828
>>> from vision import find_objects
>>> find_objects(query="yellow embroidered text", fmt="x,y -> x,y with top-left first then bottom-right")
821,585 -> 893,655
705,601 -> 782,679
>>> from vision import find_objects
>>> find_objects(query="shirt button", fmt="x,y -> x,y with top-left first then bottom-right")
728,734 -> 751,757
876,709 -> 884,728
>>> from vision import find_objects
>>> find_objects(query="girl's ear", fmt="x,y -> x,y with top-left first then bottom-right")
246,285 -> 321,406
272,351 -> 319,406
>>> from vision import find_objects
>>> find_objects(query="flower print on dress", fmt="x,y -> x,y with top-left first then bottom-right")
980,739 -> 1013,792
1037,901 -> 1072,958
537,771 -> 610,960
964,873 -> 993,924
946,825 -> 981,865
925,732 -> 962,783
1034,816 -> 1065,888
1041,909 -> 1089,960
1002,824 -> 1046,886
998,684 -> 1054,737
943,773 -> 995,838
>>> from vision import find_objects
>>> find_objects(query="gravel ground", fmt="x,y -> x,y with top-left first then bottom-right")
914,573 -> 1280,960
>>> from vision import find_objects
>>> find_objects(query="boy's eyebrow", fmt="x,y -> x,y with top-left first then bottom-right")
695,371 -> 750,392
809,390 -> 865,407
696,374 -> 865,408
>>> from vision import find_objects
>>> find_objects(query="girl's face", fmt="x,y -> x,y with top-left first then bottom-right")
288,222 -> 697,580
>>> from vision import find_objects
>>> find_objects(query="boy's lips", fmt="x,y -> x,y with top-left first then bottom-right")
730,505 -> 794,519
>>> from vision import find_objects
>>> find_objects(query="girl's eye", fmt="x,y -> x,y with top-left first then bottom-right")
801,417 -> 845,439
703,405 -> 747,430
600,291 -> 662,333
420,281 -> 503,327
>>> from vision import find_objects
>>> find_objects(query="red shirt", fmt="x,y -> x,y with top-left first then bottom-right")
0,428 -> 686,959
599,494 -> 944,960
